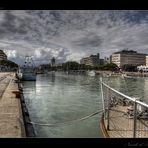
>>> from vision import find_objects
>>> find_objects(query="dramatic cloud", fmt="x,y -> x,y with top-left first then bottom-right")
73,34 -> 103,47
0,10 -> 148,65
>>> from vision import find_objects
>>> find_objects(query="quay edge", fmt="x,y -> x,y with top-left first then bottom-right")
17,80 -> 36,137
100,113 -> 110,138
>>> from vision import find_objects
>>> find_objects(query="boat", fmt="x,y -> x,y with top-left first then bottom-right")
103,73 -> 111,77
21,67 -> 36,81
19,56 -> 36,81
46,70 -> 56,74
87,70 -> 96,76
16,67 -> 23,79
121,73 -> 133,78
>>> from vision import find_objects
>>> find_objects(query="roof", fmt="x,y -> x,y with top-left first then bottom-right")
113,50 -> 147,55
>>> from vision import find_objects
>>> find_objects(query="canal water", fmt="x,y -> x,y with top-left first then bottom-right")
22,72 -> 148,137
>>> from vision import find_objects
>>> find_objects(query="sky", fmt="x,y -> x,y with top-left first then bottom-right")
1,10 -> 148,65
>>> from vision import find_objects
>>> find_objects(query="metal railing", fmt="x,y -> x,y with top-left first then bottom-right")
100,77 -> 148,138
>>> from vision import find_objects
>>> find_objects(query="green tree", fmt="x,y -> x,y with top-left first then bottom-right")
122,64 -> 137,72
0,60 -> 18,67
62,61 -> 79,70
99,63 -> 118,71
98,65 -> 105,70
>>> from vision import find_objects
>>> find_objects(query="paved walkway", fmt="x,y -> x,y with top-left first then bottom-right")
0,72 -> 25,137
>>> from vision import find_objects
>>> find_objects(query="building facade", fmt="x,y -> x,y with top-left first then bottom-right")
104,57 -> 110,64
100,59 -> 104,65
51,57 -> 55,66
137,65 -> 148,72
146,56 -> 148,67
111,50 -> 146,68
0,50 -> 7,60
80,53 -> 100,66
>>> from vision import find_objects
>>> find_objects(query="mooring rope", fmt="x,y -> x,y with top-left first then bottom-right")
26,109 -> 103,127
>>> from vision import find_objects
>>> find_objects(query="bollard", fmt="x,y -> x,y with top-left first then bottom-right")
12,90 -> 21,98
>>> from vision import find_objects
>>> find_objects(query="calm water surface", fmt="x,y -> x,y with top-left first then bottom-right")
22,72 -> 148,137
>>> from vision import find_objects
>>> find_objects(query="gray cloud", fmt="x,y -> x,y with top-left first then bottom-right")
0,11 -> 28,37
73,34 -> 102,47
0,10 -> 148,65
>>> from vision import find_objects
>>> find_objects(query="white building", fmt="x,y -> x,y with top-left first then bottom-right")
111,50 -> 146,68
137,65 -> 148,72
146,56 -> 148,67
80,53 -> 100,66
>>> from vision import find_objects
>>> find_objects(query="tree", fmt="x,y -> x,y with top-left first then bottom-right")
51,57 -> 55,66
0,60 -> 18,71
122,64 -> 137,72
62,61 -> 79,70
0,60 -> 18,67
98,63 -> 118,71
97,65 -> 105,70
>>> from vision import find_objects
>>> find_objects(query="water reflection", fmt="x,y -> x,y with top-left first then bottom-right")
22,73 -> 148,137
22,73 -> 102,137
51,72 -> 55,83
103,76 -> 148,102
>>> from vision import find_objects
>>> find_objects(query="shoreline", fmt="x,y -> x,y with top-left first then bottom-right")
95,70 -> 148,77
18,82 -> 36,137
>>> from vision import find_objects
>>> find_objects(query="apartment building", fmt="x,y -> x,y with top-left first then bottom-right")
111,50 -> 146,68
80,53 -> 100,66
146,56 -> 148,67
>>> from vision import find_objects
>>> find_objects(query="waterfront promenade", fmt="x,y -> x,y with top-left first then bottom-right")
0,72 -> 25,137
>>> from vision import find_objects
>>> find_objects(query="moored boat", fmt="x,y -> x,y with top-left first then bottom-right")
19,56 -> 36,81
16,67 -> 23,79
21,67 -> 36,81
87,70 -> 96,76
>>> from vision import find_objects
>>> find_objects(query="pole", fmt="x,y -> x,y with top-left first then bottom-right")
107,88 -> 110,130
100,77 -> 105,112
133,99 -> 137,138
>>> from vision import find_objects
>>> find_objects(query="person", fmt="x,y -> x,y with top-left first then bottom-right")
122,98 -> 126,106
140,69 -> 143,74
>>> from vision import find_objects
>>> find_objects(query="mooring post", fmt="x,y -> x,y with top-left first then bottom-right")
107,88 -> 110,131
100,77 -> 110,130
133,99 -> 137,138
100,77 -> 105,113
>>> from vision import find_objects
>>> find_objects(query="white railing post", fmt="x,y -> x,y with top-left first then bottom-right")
100,77 -> 105,112
133,99 -> 137,138
107,88 -> 110,130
